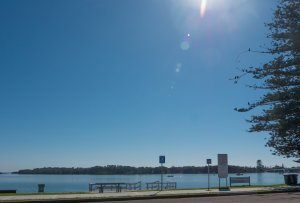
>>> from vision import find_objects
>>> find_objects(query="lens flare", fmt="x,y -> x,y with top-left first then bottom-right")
180,41 -> 190,50
200,0 -> 207,17
175,63 -> 182,72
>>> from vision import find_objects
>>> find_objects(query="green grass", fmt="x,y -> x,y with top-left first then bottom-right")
228,184 -> 287,188
0,192 -> 89,196
158,184 -> 287,191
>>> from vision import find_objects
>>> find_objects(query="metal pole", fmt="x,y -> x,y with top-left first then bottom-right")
161,163 -> 163,191
207,163 -> 210,191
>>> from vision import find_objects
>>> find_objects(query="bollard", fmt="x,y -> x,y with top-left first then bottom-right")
38,184 -> 45,192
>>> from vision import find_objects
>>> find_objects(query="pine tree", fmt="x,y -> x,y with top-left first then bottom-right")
235,0 -> 300,160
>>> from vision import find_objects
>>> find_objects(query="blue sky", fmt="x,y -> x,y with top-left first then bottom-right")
0,0 -> 297,172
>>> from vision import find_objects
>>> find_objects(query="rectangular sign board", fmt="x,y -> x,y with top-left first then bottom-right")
218,154 -> 228,178
159,156 -> 165,164
206,159 -> 212,164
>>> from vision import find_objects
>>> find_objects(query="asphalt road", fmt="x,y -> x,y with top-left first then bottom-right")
86,192 -> 300,203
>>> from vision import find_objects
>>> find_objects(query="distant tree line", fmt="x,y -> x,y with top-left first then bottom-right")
14,165 -> 261,175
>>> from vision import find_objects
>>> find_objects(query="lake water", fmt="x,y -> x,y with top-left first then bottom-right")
0,173 -> 295,193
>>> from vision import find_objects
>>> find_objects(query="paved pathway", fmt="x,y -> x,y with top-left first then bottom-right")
97,192 -> 300,203
0,186 -> 298,202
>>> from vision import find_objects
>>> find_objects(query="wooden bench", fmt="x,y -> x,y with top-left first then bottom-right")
89,182 -> 142,193
230,177 -> 250,187
125,181 -> 142,190
89,183 -> 125,193
0,190 -> 17,193
146,181 -> 177,190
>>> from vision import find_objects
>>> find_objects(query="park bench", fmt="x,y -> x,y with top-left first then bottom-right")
146,181 -> 177,190
125,181 -> 142,190
89,183 -> 125,193
0,190 -> 17,193
89,182 -> 142,193
229,176 -> 250,187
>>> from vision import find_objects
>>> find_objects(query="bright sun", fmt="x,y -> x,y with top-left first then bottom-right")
185,0 -> 209,17
200,0 -> 207,17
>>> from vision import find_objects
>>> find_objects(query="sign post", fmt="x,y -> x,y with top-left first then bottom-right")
218,154 -> 229,191
159,155 -> 165,191
206,159 -> 212,191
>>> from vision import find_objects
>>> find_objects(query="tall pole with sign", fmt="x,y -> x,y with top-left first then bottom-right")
206,159 -> 211,191
159,155 -> 165,191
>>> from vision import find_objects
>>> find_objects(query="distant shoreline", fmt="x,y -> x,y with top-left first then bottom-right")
12,165 -> 277,175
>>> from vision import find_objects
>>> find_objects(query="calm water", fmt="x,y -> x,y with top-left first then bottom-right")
0,173 -> 295,193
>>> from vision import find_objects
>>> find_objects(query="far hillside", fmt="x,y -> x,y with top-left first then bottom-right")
14,165 -> 264,175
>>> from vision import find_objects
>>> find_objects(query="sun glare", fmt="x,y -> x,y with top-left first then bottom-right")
175,0 -> 254,36
200,0 -> 207,17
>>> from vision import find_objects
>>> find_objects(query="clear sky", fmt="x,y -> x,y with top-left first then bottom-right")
0,0 -> 297,172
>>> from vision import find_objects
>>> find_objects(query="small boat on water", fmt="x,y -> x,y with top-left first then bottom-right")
167,175 -> 174,177
236,173 -> 243,176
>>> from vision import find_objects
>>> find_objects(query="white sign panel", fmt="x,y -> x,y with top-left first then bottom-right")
218,154 -> 228,178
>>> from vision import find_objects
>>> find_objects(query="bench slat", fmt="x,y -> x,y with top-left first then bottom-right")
230,177 -> 250,186
0,190 -> 17,193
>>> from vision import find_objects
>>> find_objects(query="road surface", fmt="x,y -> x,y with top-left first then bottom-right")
86,192 -> 300,203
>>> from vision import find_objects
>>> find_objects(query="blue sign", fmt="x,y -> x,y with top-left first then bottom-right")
207,159 -> 212,164
159,156 -> 165,164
